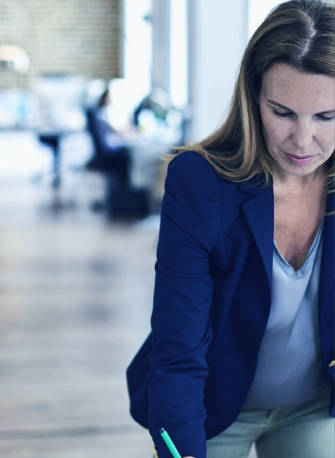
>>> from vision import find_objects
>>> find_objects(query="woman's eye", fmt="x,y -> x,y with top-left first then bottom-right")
273,110 -> 334,122
319,115 -> 335,122
274,111 -> 292,118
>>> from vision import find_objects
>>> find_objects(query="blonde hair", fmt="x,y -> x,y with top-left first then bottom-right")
167,0 -> 335,198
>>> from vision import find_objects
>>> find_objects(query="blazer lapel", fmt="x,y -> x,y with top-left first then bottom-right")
319,191 -> 335,315
240,180 -> 274,294
240,179 -> 334,315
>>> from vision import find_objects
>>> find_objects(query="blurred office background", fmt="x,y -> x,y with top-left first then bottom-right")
0,0 -> 333,457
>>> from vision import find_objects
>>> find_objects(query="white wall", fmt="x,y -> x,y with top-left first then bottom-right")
170,0 -> 188,108
248,0 -> 289,39
188,0 -> 248,141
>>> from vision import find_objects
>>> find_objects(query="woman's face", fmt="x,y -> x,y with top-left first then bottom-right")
258,63 -> 335,183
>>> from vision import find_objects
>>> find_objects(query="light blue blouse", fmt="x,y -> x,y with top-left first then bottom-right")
244,218 -> 331,409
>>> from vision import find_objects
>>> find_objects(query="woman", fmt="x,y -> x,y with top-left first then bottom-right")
126,1 -> 335,457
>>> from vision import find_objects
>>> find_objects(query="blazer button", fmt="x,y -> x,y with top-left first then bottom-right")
328,361 -> 335,368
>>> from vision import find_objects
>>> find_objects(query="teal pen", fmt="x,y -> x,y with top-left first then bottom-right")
159,428 -> 183,458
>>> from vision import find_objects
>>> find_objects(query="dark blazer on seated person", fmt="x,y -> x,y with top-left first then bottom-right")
126,151 -> 335,458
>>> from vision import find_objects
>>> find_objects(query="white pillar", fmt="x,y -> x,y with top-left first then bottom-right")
188,0 -> 248,141
152,0 -> 171,92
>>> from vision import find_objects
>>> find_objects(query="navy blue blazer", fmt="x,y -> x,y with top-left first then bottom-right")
126,151 -> 335,458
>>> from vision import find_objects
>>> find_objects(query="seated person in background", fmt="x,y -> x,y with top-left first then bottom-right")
85,89 -> 132,188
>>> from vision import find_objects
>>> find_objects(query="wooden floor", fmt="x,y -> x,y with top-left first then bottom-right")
0,131 -> 257,457
0,170 -> 157,458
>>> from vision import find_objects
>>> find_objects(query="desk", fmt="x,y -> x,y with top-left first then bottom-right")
38,133 -> 62,188
37,130 -> 83,189
36,130 -> 84,211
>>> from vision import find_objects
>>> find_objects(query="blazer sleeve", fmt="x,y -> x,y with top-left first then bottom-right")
148,151 -> 221,458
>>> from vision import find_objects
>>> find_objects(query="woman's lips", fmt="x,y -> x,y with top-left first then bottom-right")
286,153 -> 314,165
287,153 -> 313,158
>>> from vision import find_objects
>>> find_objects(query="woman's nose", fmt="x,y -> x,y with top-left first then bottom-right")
291,121 -> 315,149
